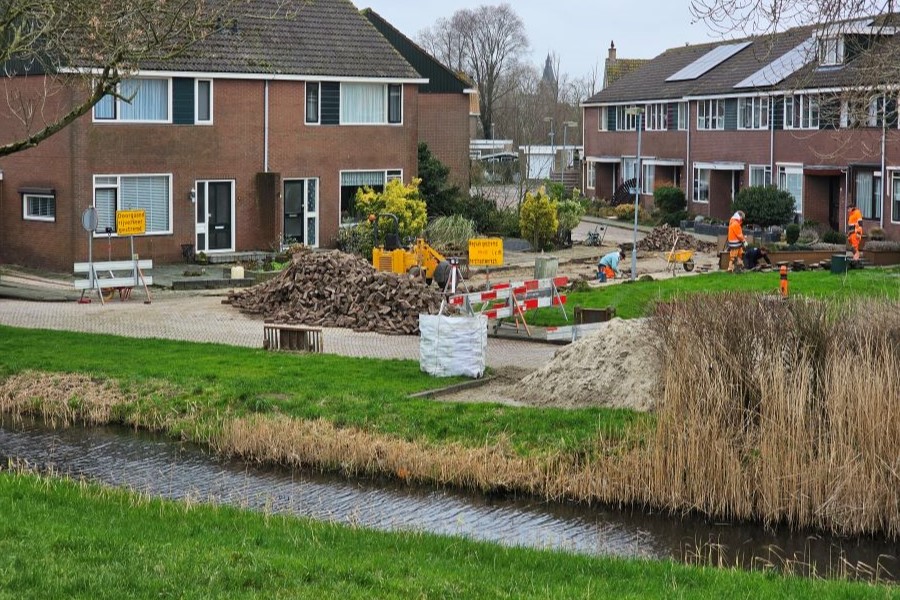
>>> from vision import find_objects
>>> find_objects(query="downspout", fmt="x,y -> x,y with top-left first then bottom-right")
264,80 -> 270,172
685,101 -> 691,206
769,95 -> 775,182
880,102 -> 886,230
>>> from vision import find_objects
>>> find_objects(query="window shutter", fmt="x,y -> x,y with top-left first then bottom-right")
321,83 -> 340,125
607,108 -> 616,132
772,99 -> 784,130
173,78 -> 195,124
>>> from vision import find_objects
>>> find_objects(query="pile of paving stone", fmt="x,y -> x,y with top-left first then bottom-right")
224,250 -> 443,335
637,224 -> 717,253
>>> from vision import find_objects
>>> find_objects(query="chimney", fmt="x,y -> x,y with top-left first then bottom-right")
608,41 -> 617,61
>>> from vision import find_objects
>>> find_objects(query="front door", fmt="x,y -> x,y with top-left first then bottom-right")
283,178 -> 319,247
195,180 -> 234,252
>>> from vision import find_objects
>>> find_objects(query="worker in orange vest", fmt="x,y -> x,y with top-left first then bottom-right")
847,203 -> 863,261
726,211 -> 746,272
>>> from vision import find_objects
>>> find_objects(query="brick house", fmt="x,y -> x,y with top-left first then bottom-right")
0,0 -> 467,271
582,17 -> 900,240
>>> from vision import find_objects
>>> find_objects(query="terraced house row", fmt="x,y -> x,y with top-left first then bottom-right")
0,0 -> 473,271
582,15 -> 900,240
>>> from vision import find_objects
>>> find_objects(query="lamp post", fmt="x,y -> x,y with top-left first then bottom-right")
543,116 -> 555,180
624,107 -> 644,281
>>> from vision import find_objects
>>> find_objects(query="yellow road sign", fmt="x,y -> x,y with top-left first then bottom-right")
116,210 -> 146,236
468,238 -> 504,267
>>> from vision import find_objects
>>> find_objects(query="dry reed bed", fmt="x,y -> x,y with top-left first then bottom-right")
1,296 -> 897,539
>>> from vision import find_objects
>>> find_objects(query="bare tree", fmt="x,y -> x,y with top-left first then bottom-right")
0,0 -> 249,158
418,3 -> 529,140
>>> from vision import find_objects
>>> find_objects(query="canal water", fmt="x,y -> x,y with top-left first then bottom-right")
1,417 -> 896,581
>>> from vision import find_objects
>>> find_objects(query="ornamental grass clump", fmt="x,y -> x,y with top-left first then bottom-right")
425,215 -> 476,253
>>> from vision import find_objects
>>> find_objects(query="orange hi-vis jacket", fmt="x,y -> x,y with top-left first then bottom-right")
727,217 -> 745,249
848,207 -> 863,229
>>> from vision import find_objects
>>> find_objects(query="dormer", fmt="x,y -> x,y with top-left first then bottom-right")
816,17 -> 900,68
817,35 -> 844,66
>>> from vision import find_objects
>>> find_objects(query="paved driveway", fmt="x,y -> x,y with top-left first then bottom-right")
0,292 -> 560,370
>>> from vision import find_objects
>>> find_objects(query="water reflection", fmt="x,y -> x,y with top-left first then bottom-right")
0,417 -> 895,581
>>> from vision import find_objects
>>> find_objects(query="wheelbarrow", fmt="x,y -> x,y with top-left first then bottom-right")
664,248 -> 695,273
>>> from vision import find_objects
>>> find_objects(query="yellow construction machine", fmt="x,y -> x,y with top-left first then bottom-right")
369,213 -> 450,286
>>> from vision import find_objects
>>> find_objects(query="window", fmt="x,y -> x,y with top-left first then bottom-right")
818,37 -> 844,65
642,163 -> 655,194
340,169 -> 401,222
893,172 -> 900,222
23,193 -> 55,221
749,165 -> 772,187
622,158 -> 638,183
94,78 -> 170,122
196,80 -> 212,123
693,167 -> 710,202
598,107 -> 608,131
777,165 -> 803,214
697,99 -> 724,130
340,83 -> 402,124
587,162 -> 596,189
93,175 -> 171,234
615,105 -> 641,131
676,102 -> 688,130
306,82 -> 320,124
785,94 -> 819,129
646,103 -> 667,131
855,170 -> 882,220
738,97 -> 769,130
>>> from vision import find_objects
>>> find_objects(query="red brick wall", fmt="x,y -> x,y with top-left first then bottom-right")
418,93 -> 471,191
0,77 -> 421,270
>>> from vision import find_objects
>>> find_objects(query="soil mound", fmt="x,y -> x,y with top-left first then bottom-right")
510,318 -> 659,410
224,250 -> 442,335
638,224 -> 717,253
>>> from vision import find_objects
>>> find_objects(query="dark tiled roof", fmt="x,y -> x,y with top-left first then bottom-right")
361,8 -> 471,93
603,58 -> 649,88
139,0 -> 420,79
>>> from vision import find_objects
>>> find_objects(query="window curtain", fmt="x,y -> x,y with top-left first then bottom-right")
120,79 -> 168,121
856,172 -> 872,218
95,188 -> 117,231
341,83 -> 384,123
121,175 -> 170,232
341,171 -> 385,186
94,94 -> 115,119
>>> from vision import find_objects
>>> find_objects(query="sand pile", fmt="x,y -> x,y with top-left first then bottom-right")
510,318 -> 660,411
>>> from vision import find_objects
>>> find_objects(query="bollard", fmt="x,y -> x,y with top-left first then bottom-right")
780,265 -> 788,298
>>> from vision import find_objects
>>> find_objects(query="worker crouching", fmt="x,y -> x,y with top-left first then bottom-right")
597,249 -> 625,282
726,211 -> 746,272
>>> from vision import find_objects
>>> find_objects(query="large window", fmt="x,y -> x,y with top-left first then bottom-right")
340,169 -> 402,222
738,97 -> 769,130
784,94 -> 819,129
693,167 -> 710,202
340,83 -> 402,124
749,165 -> 772,187
697,99 -> 725,130
615,105 -> 641,131
94,78 -> 170,122
777,165 -> 803,214
646,103 -> 667,131
855,170 -> 882,220
22,193 -> 55,221
93,174 -> 171,235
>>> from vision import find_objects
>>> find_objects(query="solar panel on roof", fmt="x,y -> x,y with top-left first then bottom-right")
734,38 -> 816,89
666,41 -> 752,82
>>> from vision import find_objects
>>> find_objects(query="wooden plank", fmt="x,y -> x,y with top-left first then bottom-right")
74,260 -> 152,273
74,276 -> 153,290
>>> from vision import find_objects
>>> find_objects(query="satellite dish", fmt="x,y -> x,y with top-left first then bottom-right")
81,207 -> 98,232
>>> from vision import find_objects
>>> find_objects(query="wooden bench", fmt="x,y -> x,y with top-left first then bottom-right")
263,323 -> 323,353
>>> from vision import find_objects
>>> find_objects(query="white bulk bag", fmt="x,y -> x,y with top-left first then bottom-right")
419,314 -> 487,378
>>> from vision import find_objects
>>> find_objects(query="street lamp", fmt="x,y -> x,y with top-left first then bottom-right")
543,116 -> 555,180
624,107 -> 644,281
562,121 -> 578,176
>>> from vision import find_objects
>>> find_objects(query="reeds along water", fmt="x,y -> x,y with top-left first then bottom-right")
645,294 -> 900,538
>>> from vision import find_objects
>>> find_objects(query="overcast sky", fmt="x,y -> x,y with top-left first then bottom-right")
360,1 -> 725,80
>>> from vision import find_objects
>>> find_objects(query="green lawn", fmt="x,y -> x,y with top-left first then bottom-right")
0,471 -> 892,600
529,266 -> 900,325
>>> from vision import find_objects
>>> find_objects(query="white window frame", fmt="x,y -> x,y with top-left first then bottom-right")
693,167 -> 710,203
615,105 -> 640,131
339,83 -> 403,125
306,82 -> 320,125
598,107 -> 608,131
645,103 -> 668,131
283,177 -> 320,248
677,102 -> 688,131
339,169 -> 403,224
195,79 -> 213,124
622,158 -> 638,182
738,97 -> 769,130
92,173 -> 173,236
891,170 -> 900,223
855,170 -> 883,220
641,163 -> 655,194
22,193 -> 56,222
92,78 -> 172,123
818,36 -> 844,66
777,164 -> 804,215
587,162 -> 596,189
697,99 -> 724,130
749,165 -> 772,187
785,94 -> 819,130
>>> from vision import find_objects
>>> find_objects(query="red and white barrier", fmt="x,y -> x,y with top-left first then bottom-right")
445,275 -> 569,335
